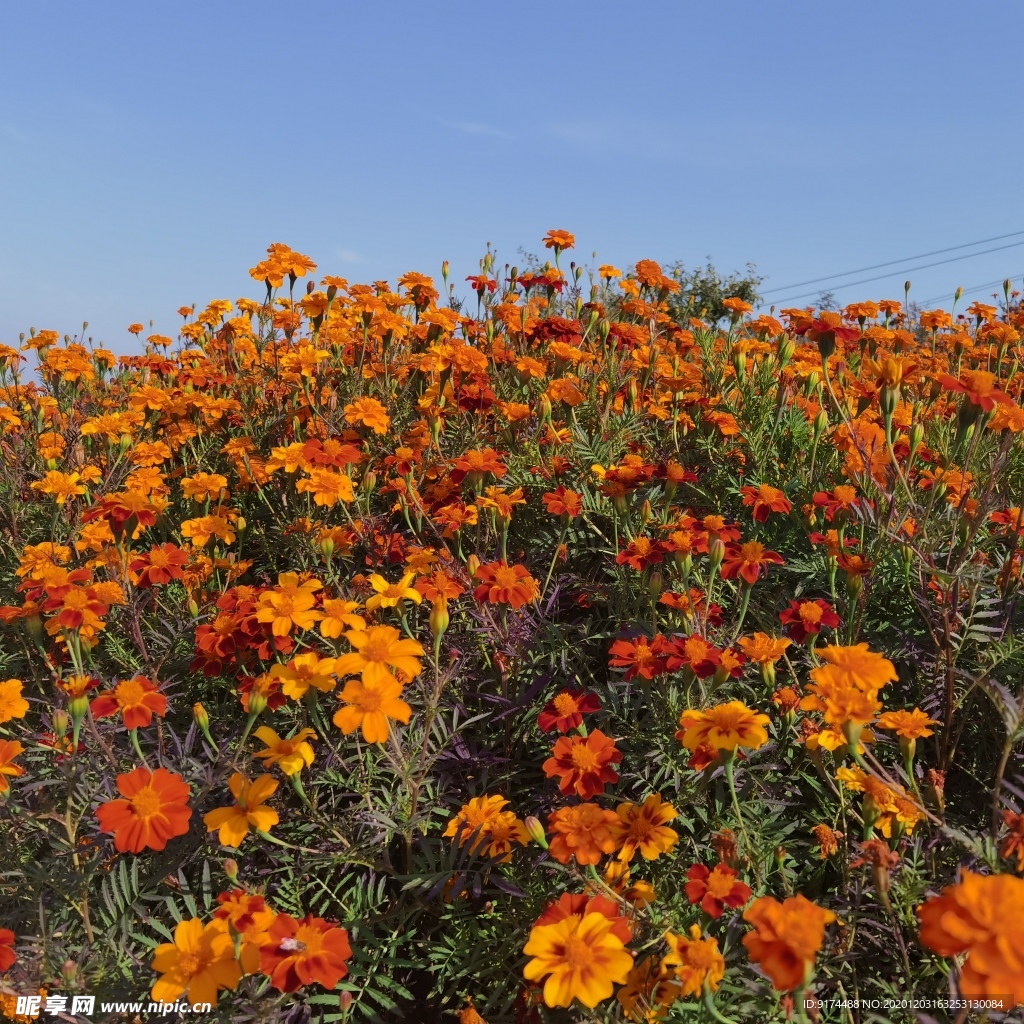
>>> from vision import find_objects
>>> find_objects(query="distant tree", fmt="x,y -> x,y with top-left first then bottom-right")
816,290 -> 838,311
664,260 -> 763,325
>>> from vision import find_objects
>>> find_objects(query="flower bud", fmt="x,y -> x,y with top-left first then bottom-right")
538,392 -> 552,424
52,709 -> 70,739
429,599 -> 449,639
247,691 -> 268,717
813,409 -> 828,439
61,960 -> 77,984
908,422 -> 924,461
25,613 -> 44,644
524,816 -> 548,848
193,702 -> 209,731
188,598 -> 200,619
235,516 -> 246,534
777,334 -> 795,367
640,499 -> 653,525
466,553 -> 481,577
223,858 -> 239,883
339,991 -> 353,1013
648,570 -> 663,601
708,535 -> 725,575
320,536 -> 335,560
627,378 -> 639,410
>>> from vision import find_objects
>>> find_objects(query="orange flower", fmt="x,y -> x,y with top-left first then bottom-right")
255,573 -> 323,635
876,707 -> 938,739
811,824 -> 842,859
295,468 -> 354,507
918,871 -> 1024,1007
343,396 -> 390,434
473,561 -> 538,609
609,795 -> 678,862
0,679 -> 29,724
543,730 -> 622,799
260,913 -> 352,992
334,624 -> 424,688
616,955 -> 681,1022
203,773 -> 279,848
96,766 -> 192,853
213,891 -> 275,974
608,636 -> 666,681
543,229 -> 575,252
742,894 -> 836,991
676,701 -> 770,752
150,918 -> 240,1007
739,484 -> 792,522
661,925 -> 725,998
547,804 -> 619,866
90,675 -> 167,730
937,369 -> 1013,413
523,911 -> 633,1009
130,543 -> 189,586
811,643 -> 897,696
333,675 -> 411,743
542,486 -> 583,519
1000,811 -> 1024,871
30,470 -> 86,504
538,689 -> 601,733
720,540 -> 784,585
0,740 -> 25,795
684,862 -> 751,917
269,652 -> 337,699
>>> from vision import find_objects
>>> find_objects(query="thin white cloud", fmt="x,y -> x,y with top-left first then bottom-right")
334,248 -> 364,263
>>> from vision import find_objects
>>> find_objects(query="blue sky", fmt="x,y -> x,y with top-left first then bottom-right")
3,1 -> 1024,352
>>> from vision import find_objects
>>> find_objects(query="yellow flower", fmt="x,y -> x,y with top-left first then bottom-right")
181,472 -> 228,502
29,471 -> 86,504
295,468 -> 354,507
319,599 -> 365,639
269,652 -> 337,699
150,918 -> 240,1007
523,911 -> 634,1009
203,774 -> 279,848
676,701 -> 770,752
661,924 -> 725,998
365,572 -> 422,613
334,625 -> 423,688
608,794 -> 679,862
252,726 -> 317,776
0,679 -> 29,724
333,676 -> 411,743
255,573 -> 323,636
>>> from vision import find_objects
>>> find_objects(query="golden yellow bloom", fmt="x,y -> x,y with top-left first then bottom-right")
269,652 -> 337,699
365,572 -> 422,613
608,794 -> 678,862
0,679 -> 29,724
30,471 -> 86,504
150,918 -> 240,1007
334,625 -> 423,688
661,924 -> 725,998
676,701 -> 770,752
252,726 -> 317,776
203,774 -> 280,848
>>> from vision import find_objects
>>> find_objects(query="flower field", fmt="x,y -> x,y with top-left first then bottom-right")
1,233 -> 1024,1023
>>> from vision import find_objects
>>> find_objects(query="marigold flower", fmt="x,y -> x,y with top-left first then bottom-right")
343,396 -> 390,434
542,485 -> 583,519
255,573 -> 323,636
269,652 -> 337,699
522,910 -> 633,1009
676,701 -> 770,752
203,773 -> 279,848
213,891 -> 275,974
252,726 -> 316,776
543,229 -> 575,252
742,894 -> 835,991
30,470 -> 86,504
538,689 -> 600,733
181,472 -> 228,502
875,708 -> 938,739
1000,811 -> 1024,871
90,675 -> 167,730
295,468 -> 355,507
260,913 -> 352,992
0,740 -> 25,794
608,636 -> 666,680
333,675 -> 411,743
661,924 -> 725,998
473,561 -> 538,609
737,633 -> 791,666
150,918 -> 240,1007
609,795 -> 678,862
684,862 -> 751,918
616,954 -> 681,1022
180,514 -> 236,549
547,804 -> 619,866
739,484 -> 792,522
811,824 -> 842,858
918,871 -> 1024,1007
319,598 -> 365,638
0,928 -> 14,972
365,571 -> 422,613
543,730 -> 622,799
779,599 -> 840,643
720,540 -> 784,585
811,643 -> 897,697
96,766 -> 192,853
334,624 -> 423,688
0,679 -> 29,724
130,543 -> 189,587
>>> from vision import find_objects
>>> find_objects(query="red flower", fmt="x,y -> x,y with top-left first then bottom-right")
543,730 -> 622,799
473,561 -> 538,609
740,484 -> 792,522
129,543 -> 189,587
936,369 -> 1013,413
542,486 -> 583,518
260,913 -> 352,992
608,636 -> 666,680
685,863 -> 752,918
90,675 -> 167,730
720,541 -> 784,585
96,766 -> 192,853
658,634 -> 721,679
450,448 -> 506,486
538,690 -> 601,733
812,485 -> 861,523
615,536 -> 667,571
0,928 -> 15,972
779,599 -> 840,643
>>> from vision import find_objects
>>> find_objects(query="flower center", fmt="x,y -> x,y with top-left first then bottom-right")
356,688 -> 384,713
570,744 -> 599,771
278,937 -> 306,953
361,637 -> 391,664
562,933 -> 595,972
116,679 -> 146,706
553,693 -> 579,717
177,953 -> 201,975
129,787 -> 163,820
705,868 -> 736,899
493,567 -> 518,588
799,603 -> 823,625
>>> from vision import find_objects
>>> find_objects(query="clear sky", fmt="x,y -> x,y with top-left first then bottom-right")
3,1 -> 1024,352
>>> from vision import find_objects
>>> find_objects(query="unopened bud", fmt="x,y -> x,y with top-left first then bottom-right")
908,422 -> 924,461
235,516 -> 246,533
524,816 -> 548,848
429,599 -> 449,639
193,702 -> 209,730
813,409 -> 828,438
640,499 -> 653,525
648,570 -> 663,600
538,392 -> 552,423
708,535 -> 726,574
188,598 -> 200,619
320,536 -> 335,560
223,858 -> 239,883
52,709 -> 70,739
627,377 -> 639,410
247,690 -> 268,717
339,991 -> 353,1013
466,553 -> 481,577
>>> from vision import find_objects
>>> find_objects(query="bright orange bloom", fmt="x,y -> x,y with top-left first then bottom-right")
0,740 -> 26,794
661,925 -> 725,998
811,824 -> 842,859
473,561 -> 538,609
0,679 -> 29,724
295,468 -> 354,507
334,624 -> 424,687
737,633 -> 791,665
96,766 -> 192,853
90,675 -> 167,729
876,708 -> 938,739
937,369 -> 1013,412
151,918 -> 240,1007
616,955 -> 681,1022
260,913 -> 352,992
608,636 -> 666,680
130,543 -> 189,586
685,863 -> 751,917
676,701 -> 770,752
543,229 -> 575,252
542,486 -> 584,518
779,599 -> 840,643
811,644 -> 897,697
203,774 -> 279,848
523,911 -> 633,1009
538,689 -> 601,733
547,804 -> 619,866
255,573 -> 323,635
30,471 -> 86,504
213,891 -> 275,974
444,794 -> 529,860
269,652 -> 337,699
740,484 -> 792,522
742,894 -> 836,991
918,871 -> 1024,1007
543,730 -> 622,799
1000,811 -> 1024,871
181,472 -> 228,502
333,675 -> 411,743
609,795 -> 678,862
720,540 -> 784,585
343,396 -> 390,434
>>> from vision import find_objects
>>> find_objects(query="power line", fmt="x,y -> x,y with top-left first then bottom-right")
918,274 -> 1024,309
761,228 -> 1024,296
765,240 -> 1024,306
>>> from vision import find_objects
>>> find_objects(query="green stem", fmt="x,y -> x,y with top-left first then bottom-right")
702,982 -> 738,1024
